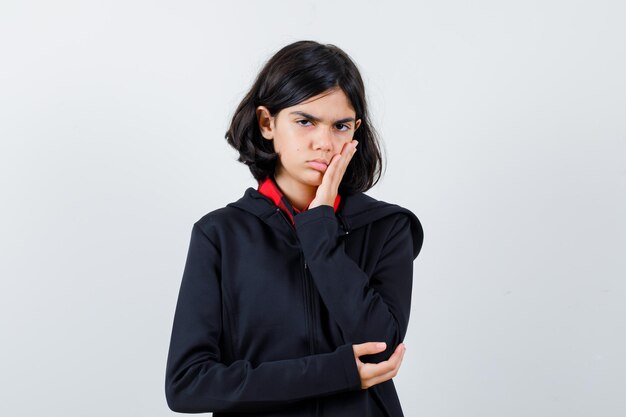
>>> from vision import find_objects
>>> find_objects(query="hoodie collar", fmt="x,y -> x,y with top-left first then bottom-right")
257,176 -> 341,226
227,184 -> 424,259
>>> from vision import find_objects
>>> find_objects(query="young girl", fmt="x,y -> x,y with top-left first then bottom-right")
165,40 -> 424,417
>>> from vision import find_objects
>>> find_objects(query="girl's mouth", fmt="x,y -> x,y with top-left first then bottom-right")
306,161 -> 328,172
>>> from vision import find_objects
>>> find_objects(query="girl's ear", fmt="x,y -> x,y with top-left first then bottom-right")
355,119 -> 362,131
256,106 -> 274,140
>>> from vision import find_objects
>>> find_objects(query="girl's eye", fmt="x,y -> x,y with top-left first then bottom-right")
296,120 -> 350,131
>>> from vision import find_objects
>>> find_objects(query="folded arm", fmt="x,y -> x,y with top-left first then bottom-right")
294,205 -> 418,364
165,222 -> 361,413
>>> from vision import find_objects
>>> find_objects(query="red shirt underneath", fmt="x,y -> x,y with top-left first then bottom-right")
257,176 -> 341,225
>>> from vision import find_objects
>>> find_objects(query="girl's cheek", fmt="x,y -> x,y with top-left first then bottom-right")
337,138 -> 351,151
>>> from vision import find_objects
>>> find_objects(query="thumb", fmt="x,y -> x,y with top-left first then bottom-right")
354,342 -> 387,357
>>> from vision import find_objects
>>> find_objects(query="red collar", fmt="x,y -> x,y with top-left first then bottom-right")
257,176 -> 341,225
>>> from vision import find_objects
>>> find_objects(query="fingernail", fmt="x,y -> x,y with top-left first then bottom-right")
376,342 -> 386,349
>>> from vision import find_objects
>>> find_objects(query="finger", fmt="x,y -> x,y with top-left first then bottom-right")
384,343 -> 405,369
318,153 -> 343,193
339,140 -> 358,166
380,347 -> 405,379
364,358 -> 404,387
360,346 -> 405,386
338,140 -> 358,175
316,140 -> 358,201
353,342 -> 387,357
359,360 -> 402,388
326,141 -> 357,186
341,139 -> 358,156
359,344 -> 404,376
319,152 -> 345,193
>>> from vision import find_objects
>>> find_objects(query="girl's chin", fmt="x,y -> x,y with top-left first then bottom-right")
275,170 -> 323,188
303,172 -> 323,185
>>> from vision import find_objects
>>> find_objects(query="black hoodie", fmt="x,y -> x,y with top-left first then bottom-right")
165,185 -> 424,416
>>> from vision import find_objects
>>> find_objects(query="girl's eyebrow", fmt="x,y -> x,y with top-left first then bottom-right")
289,111 -> 355,124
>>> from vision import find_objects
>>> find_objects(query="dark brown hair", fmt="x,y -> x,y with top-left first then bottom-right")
225,40 -> 385,195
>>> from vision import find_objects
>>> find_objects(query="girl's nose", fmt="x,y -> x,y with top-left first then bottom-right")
313,127 -> 334,152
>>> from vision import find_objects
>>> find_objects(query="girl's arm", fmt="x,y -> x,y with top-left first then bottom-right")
164,223 -> 361,413
294,205 -> 420,364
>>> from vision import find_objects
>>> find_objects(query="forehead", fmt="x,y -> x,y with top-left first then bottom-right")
290,88 -> 355,115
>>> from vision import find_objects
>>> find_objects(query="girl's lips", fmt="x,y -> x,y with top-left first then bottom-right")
306,161 -> 327,172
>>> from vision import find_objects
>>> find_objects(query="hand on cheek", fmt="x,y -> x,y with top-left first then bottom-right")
308,140 -> 359,210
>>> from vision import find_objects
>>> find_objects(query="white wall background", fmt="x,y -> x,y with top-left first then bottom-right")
1,1 -> 625,416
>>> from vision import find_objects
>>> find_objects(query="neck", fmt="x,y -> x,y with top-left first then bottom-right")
273,172 -> 317,212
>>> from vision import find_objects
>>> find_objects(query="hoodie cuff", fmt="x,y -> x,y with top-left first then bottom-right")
294,204 -> 337,227
336,342 -> 362,391
294,205 -> 339,252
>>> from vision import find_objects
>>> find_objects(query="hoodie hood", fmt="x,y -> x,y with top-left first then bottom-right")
227,187 -> 424,259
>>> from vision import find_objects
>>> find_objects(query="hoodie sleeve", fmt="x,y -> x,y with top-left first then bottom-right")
165,222 -> 362,414
294,204 -> 422,364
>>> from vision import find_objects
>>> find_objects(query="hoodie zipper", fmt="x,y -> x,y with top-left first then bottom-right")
301,254 -> 316,355
303,260 -> 319,353
304,260 -> 320,417
276,208 -> 320,417
275,209 -> 317,354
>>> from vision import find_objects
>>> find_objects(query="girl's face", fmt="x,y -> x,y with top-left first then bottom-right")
256,88 -> 361,192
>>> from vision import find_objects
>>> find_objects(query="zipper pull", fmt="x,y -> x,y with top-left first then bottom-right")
337,214 -> 350,235
304,261 -> 308,269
